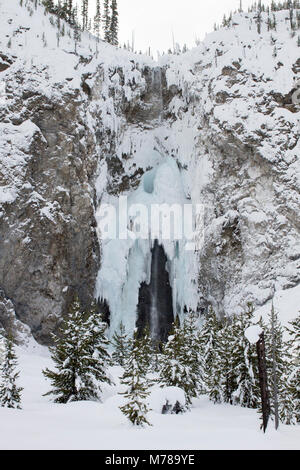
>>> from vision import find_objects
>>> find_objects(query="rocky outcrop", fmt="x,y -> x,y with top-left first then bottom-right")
0,81 -> 100,344
0,289 -> 32,345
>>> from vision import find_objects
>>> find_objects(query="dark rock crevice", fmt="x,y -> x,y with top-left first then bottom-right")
137,240 -> 174,343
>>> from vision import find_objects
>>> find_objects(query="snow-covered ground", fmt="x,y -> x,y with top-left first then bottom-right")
0,347 -> 299,450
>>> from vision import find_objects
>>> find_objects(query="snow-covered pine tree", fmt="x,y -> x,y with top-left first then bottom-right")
196,324 -> 210,395
0,328 -> 5,364
65,0 -> 73,25
232,304 -> 260,408
198,306 -> 222,398
81,0 -> 89,31
73,5 -> 81,54
159,316 -> 198,406
255,315 -> 271,432
119,330 -> 152,426
42,0 -> 55,13
103,0 -> 111,43
111,321 -> 130,367
56,0 -> 65,22
138,324 -> 153,374
222,14 -> 228,27
83,301 -> 112,397
206,327 -> 224,404
281,313 -> 300,424
94,0 -> 101,41
110,0 -> 119,46
43,295 -> 108,403
0,335 -> 23,409
217,318 -> 237,404
256,2 -> 262,34
264,303 -> 288,429
183,310 -> 204,397
152,341 -> 163,373
279,346 -> 297,425
289,2 -> 295,30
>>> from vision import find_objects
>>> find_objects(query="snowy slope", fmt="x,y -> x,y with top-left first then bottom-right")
0,347 -> 299,450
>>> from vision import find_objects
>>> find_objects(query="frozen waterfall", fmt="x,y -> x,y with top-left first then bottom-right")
95,152 -> 200,342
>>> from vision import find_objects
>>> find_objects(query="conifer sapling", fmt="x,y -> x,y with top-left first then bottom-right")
0,334 -> 23,409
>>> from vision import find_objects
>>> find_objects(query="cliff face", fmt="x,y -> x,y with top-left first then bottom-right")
0,77 -> 101,344
0,1 -> 299,344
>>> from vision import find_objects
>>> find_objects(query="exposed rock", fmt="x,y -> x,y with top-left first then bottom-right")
0,290 -> 32,345
0,85 -> 100,344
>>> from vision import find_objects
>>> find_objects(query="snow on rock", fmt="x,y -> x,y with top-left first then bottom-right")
148,386 -> 186,414
0,120 -> 43,204
245,325 -> 263,345
254,284 -> 300,338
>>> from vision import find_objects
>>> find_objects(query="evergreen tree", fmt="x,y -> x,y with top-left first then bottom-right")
119,330 -> 152,426
222,14 -> 228,27
103,0 -> 111,43
282,314 -> 300,424
73,5 -> 81,54
264,304 -> 289,428
204,305 -> 260,408
0,328 -> 5,364
232,305 -> 260,408
183,311 -> 204,397
81,0 -> 89,31
0,335 -> 23,409
206,327 -> 224,404
43,0 -> 55,13
110,0 -> 119,46
43,295 -> 110,403
65,0 -> 73,24
199,307 -> 222,397
56,0 -> 66,22
83,301 -> 112,395
196,323 -> 210,395
138,325 -> 153,374
279,350 -> 297,425
152,342 -> 163,373
159,316 -> 198,406
289,2 -> 295,29
255,315 -> 272,431
94,0 -> 101,41
218,319 -> 237,404
111,322 -> 130,367
256,8 -> 262,34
